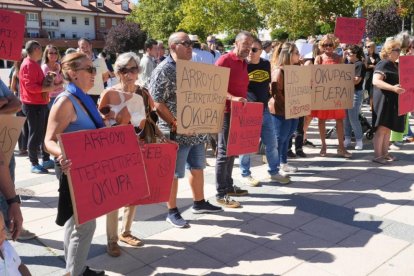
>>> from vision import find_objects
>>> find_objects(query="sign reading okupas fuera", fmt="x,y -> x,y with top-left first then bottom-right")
176,60 -> 229,134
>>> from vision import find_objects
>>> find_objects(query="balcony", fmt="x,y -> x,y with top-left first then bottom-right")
42,20 -> 59,28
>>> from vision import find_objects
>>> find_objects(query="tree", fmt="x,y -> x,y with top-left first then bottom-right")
104,21 -> 147,54
128,0 -> 182,41
366,5 -> 403,42
254,0 -> 355,38
178,0 -> 264,40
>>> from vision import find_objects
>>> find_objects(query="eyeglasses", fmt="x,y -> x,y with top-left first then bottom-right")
48,52 -> 58,55
322,43 -> 334,48
119,66 -> 139,75
76,66 -> 96,74
251,47 -> 261,53
391,48 -> 401,52
175,40 -> 193,48
208,40 -> 216,44
365,46 -> 372,49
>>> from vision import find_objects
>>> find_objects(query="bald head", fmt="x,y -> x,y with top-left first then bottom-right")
168,32 -> 189,48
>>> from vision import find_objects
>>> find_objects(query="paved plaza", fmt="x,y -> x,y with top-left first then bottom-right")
11,113 -> 414,276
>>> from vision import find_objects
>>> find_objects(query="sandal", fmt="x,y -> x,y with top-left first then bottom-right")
384,153 -> 398,161
372,156 -> 388,165
320,146 -> 327,157
337,148 -> 352,158
119,233 -> 144,247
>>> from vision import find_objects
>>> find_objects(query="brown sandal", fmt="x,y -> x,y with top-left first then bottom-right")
372,156 -> 388,165
337,148 -> 352,158
384,153 -> 398,161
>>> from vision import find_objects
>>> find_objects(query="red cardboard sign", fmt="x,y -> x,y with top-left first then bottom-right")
133,143 -> 178,205
334,17 -> 366,44
227,102 -> 263,156
58,125 -> 149,225
398,56 -> 414,115
0,9 -> 25,61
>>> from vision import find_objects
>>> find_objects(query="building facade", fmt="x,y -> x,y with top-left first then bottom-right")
0,0 -> 132,67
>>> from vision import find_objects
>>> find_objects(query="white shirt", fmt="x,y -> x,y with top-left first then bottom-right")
87,57 -> 109,96
192,48 -> 215,64
138,54 -> 157,89
0,241 -> 22,276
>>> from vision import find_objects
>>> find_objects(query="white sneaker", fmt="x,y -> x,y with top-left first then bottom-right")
280,163 -> 298,173
242,175 -> 260,187
389,142 -> 402,150
344,137 -> 351,148
355,140 -> 363,150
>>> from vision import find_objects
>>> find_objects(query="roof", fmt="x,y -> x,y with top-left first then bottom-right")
0,0 -> 133,16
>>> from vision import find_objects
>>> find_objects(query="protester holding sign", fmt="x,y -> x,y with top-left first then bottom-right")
99,52 -> 158,257
44,52 -> 105,276
269,42 -> 301,181
215,31 -> 252,208
312,34 -> 351,158
372,39 -> 405,164
239,38 -> 280,187
344,45 -> 366,150
150,32 -> 222,228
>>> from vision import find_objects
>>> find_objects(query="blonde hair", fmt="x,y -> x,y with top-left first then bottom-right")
61,52 -> 88,81
318,34 -> 340,49
380,38 -> 401,59
271,42 -> 298,67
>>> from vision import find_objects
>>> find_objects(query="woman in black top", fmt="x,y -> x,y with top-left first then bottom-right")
364,42 -> 380,108
372,39 -> 405,164
344,45 -> 366,150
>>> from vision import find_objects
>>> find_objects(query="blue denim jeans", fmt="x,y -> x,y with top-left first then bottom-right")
345,89 -> 364,140
239,108 -> 279,177
175,143 -> 206,178
273,115 -> 299,165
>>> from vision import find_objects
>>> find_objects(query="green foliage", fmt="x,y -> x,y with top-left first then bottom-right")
221,34 -> 237,46
270,29 -> 289,41
128,0 -> 182,41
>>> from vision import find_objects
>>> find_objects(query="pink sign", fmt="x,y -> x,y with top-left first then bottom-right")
0,9 -> 25,61
334,17 -> 367,44
227,102 -> 263,156
58,125 -> 149,225
133,143 -> 178,205
398,56 -> 414,115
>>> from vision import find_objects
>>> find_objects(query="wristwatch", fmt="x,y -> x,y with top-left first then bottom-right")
6,195 -> 21,205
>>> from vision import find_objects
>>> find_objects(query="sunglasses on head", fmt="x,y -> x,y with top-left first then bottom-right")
76,66 -> 96,74
119,66 -> 139,75
391,48 -> 401,52
322,43 -> 334,48
251,47 -> 261,53
175,40 -> 193,48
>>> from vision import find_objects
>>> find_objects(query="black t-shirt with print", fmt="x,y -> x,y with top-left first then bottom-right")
247,58 -> 271,106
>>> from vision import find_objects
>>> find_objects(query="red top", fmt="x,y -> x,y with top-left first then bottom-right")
19,57 -> 48,105
216,51 -> 249,112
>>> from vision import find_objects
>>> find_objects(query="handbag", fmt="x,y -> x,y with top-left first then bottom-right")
135,86 -> 159,143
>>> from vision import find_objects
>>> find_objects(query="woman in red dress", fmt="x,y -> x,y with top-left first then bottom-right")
312,34 -> 351,158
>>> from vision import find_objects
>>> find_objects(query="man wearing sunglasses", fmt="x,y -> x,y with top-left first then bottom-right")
207,35 -> 221,63
150,31 -> 222,229
78,37 -> 111,105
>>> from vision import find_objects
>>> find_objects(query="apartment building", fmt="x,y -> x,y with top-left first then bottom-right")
0,0 -> 132,67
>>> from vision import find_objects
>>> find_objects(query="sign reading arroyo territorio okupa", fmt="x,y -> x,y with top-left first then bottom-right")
58,125 -> 149,225
283,65 -> 312,119
398,55 -> 414,115
311,64 -> 355,110
0,9 -> 25,61
176,59 -> 229,134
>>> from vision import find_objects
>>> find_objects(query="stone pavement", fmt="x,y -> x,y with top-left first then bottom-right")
11,113 -> 414,276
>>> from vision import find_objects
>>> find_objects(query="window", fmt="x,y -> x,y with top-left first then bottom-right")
72,32 -> 77,39
47,31 -> 55,38
121,1 -> 129,11
43,0 -> 51,3
27,13 -> 38,22
60,33 -> 65,38
99,18 -> 105,28
97,0 -> 104,8
60,18 -> 65,22
84,18 -> 89,25
72,16 -> 77,25
81,0 -> 89,6
111,19 -> 116,26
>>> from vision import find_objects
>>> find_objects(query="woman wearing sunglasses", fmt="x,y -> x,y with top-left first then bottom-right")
45,52 -> 105,276
98,52 -> 164,257
312,34 -> 351,158
372,39 -> 405,164
41,45 -> 64,109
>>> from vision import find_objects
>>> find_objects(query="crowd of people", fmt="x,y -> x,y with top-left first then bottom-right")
0,29 -> 413,275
